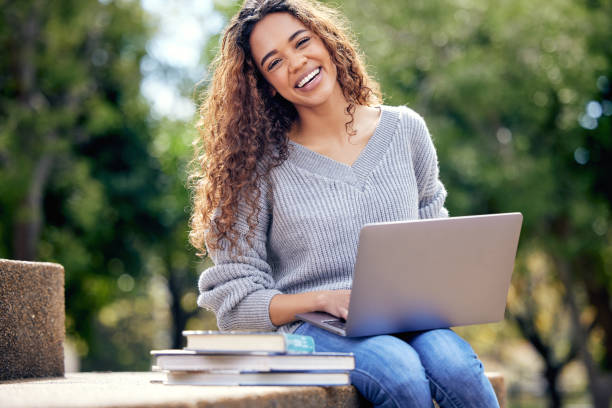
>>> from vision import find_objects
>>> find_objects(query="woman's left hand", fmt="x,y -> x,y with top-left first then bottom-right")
316,289 -> 351,320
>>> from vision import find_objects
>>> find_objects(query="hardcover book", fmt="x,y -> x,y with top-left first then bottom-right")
151,349 -> 355,372
181,331 -> 315,354
162,370 -> 351,386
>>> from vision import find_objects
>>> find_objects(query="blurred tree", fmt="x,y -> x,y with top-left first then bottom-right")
147,117 -> 216,348
510,252 -> 581,406
0,0 -> 194,369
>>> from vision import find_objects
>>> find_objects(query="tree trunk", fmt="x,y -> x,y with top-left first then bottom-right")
512,311 -> 569,408
167,267 -> 185,349
544,365 -> 562,408
583,276 -> 612,370
166,264 -> 197,349
554,256 -> 612,408
10,0 -> 51,261
12,153 -> 54,260
592,378 -> 612,408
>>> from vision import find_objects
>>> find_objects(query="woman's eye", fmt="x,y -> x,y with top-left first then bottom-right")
268,59 -> 280,70
297,37 -> 310,47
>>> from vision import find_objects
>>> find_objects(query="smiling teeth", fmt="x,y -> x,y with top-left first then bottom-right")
297,68 -> 320,88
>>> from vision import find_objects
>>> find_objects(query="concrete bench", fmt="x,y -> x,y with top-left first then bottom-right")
0,371 -> 505,407
0,259 -> 506,407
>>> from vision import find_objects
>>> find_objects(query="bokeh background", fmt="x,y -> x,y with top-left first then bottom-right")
1,0 -> 610,407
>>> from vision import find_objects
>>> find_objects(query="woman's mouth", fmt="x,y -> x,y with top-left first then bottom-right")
295,67 -> 321,89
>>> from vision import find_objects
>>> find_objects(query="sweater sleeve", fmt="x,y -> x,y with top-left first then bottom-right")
403,107 -> 449,219
197,177 -> 282,332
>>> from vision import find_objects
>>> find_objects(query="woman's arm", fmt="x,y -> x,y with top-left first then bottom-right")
198,176 -> 284,332
269,290 -> 350,326
403,107 -> 449,219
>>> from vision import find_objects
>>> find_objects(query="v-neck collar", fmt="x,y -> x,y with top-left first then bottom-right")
286,105 -> 400,189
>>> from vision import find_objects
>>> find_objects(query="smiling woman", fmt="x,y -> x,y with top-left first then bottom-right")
249,13 -> 339,106
188,1 -> 500,407
191,0 -> 380,257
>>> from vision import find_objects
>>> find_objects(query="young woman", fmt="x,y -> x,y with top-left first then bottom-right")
189,0 -> 499,406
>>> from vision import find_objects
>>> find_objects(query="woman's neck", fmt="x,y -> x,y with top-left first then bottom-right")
290,83 -> 355,146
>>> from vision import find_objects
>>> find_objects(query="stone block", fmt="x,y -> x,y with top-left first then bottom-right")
0,259 -> 65,380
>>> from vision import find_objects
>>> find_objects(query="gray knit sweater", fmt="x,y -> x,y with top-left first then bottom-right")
198,105 -> 449,333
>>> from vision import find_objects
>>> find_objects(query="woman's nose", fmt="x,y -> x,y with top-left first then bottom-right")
288,53 -> 307,73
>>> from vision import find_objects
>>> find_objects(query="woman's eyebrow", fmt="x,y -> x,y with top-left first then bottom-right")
260,29 -> 308,67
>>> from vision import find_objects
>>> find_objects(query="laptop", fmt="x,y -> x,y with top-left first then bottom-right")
296,212 -> 522,337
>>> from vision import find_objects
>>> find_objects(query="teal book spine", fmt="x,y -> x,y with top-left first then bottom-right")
284,334 -> 315,354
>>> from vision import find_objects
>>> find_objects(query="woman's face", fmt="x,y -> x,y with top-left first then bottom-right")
249,12 -> 339,109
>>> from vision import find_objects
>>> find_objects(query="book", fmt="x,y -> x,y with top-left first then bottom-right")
182,331 -> 315,354
162,370 -> 351,386
151,349 -> 355,372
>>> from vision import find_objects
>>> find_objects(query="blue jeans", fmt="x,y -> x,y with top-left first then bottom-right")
294,323 -> 500,408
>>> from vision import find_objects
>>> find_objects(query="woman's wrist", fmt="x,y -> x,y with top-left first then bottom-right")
269,291 -> 328,327
314,291 -> 328,312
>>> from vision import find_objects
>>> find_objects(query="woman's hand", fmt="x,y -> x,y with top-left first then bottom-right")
269,289 -> 351,326
316,290 -> 351,320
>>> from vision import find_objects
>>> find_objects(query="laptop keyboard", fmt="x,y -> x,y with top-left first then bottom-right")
323,319 -> 346,330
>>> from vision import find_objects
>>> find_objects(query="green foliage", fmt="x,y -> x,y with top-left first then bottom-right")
0,0 -> 214,370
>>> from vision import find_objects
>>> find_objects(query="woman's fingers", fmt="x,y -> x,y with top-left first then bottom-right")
322,289 -> 351,318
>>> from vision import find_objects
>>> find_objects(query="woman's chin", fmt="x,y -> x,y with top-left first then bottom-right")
290,83 -> 341,109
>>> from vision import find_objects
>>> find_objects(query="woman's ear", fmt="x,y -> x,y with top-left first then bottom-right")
271,88 -> 277,97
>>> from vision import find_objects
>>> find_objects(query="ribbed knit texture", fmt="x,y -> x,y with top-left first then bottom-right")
198,105 -> 448,333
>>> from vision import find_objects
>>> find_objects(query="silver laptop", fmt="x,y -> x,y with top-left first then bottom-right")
296,212 -> 522,337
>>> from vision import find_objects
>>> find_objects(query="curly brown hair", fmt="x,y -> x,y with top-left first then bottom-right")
189,0 -> 382,256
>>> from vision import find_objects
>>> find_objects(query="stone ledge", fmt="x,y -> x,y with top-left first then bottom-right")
0,372 -> 505,408
0,259 -> 65,381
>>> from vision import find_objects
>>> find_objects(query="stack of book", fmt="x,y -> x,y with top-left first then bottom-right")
151,330 -> 355,386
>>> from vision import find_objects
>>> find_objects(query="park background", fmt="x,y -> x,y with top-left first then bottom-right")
0,0 -> 610,406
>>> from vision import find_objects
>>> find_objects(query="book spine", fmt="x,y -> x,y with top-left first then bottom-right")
283,334 -> 315,354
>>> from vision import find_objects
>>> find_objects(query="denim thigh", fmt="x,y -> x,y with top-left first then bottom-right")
295,323 -> 433,408
295,324 -> 499,408
398,328 -> 500,408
